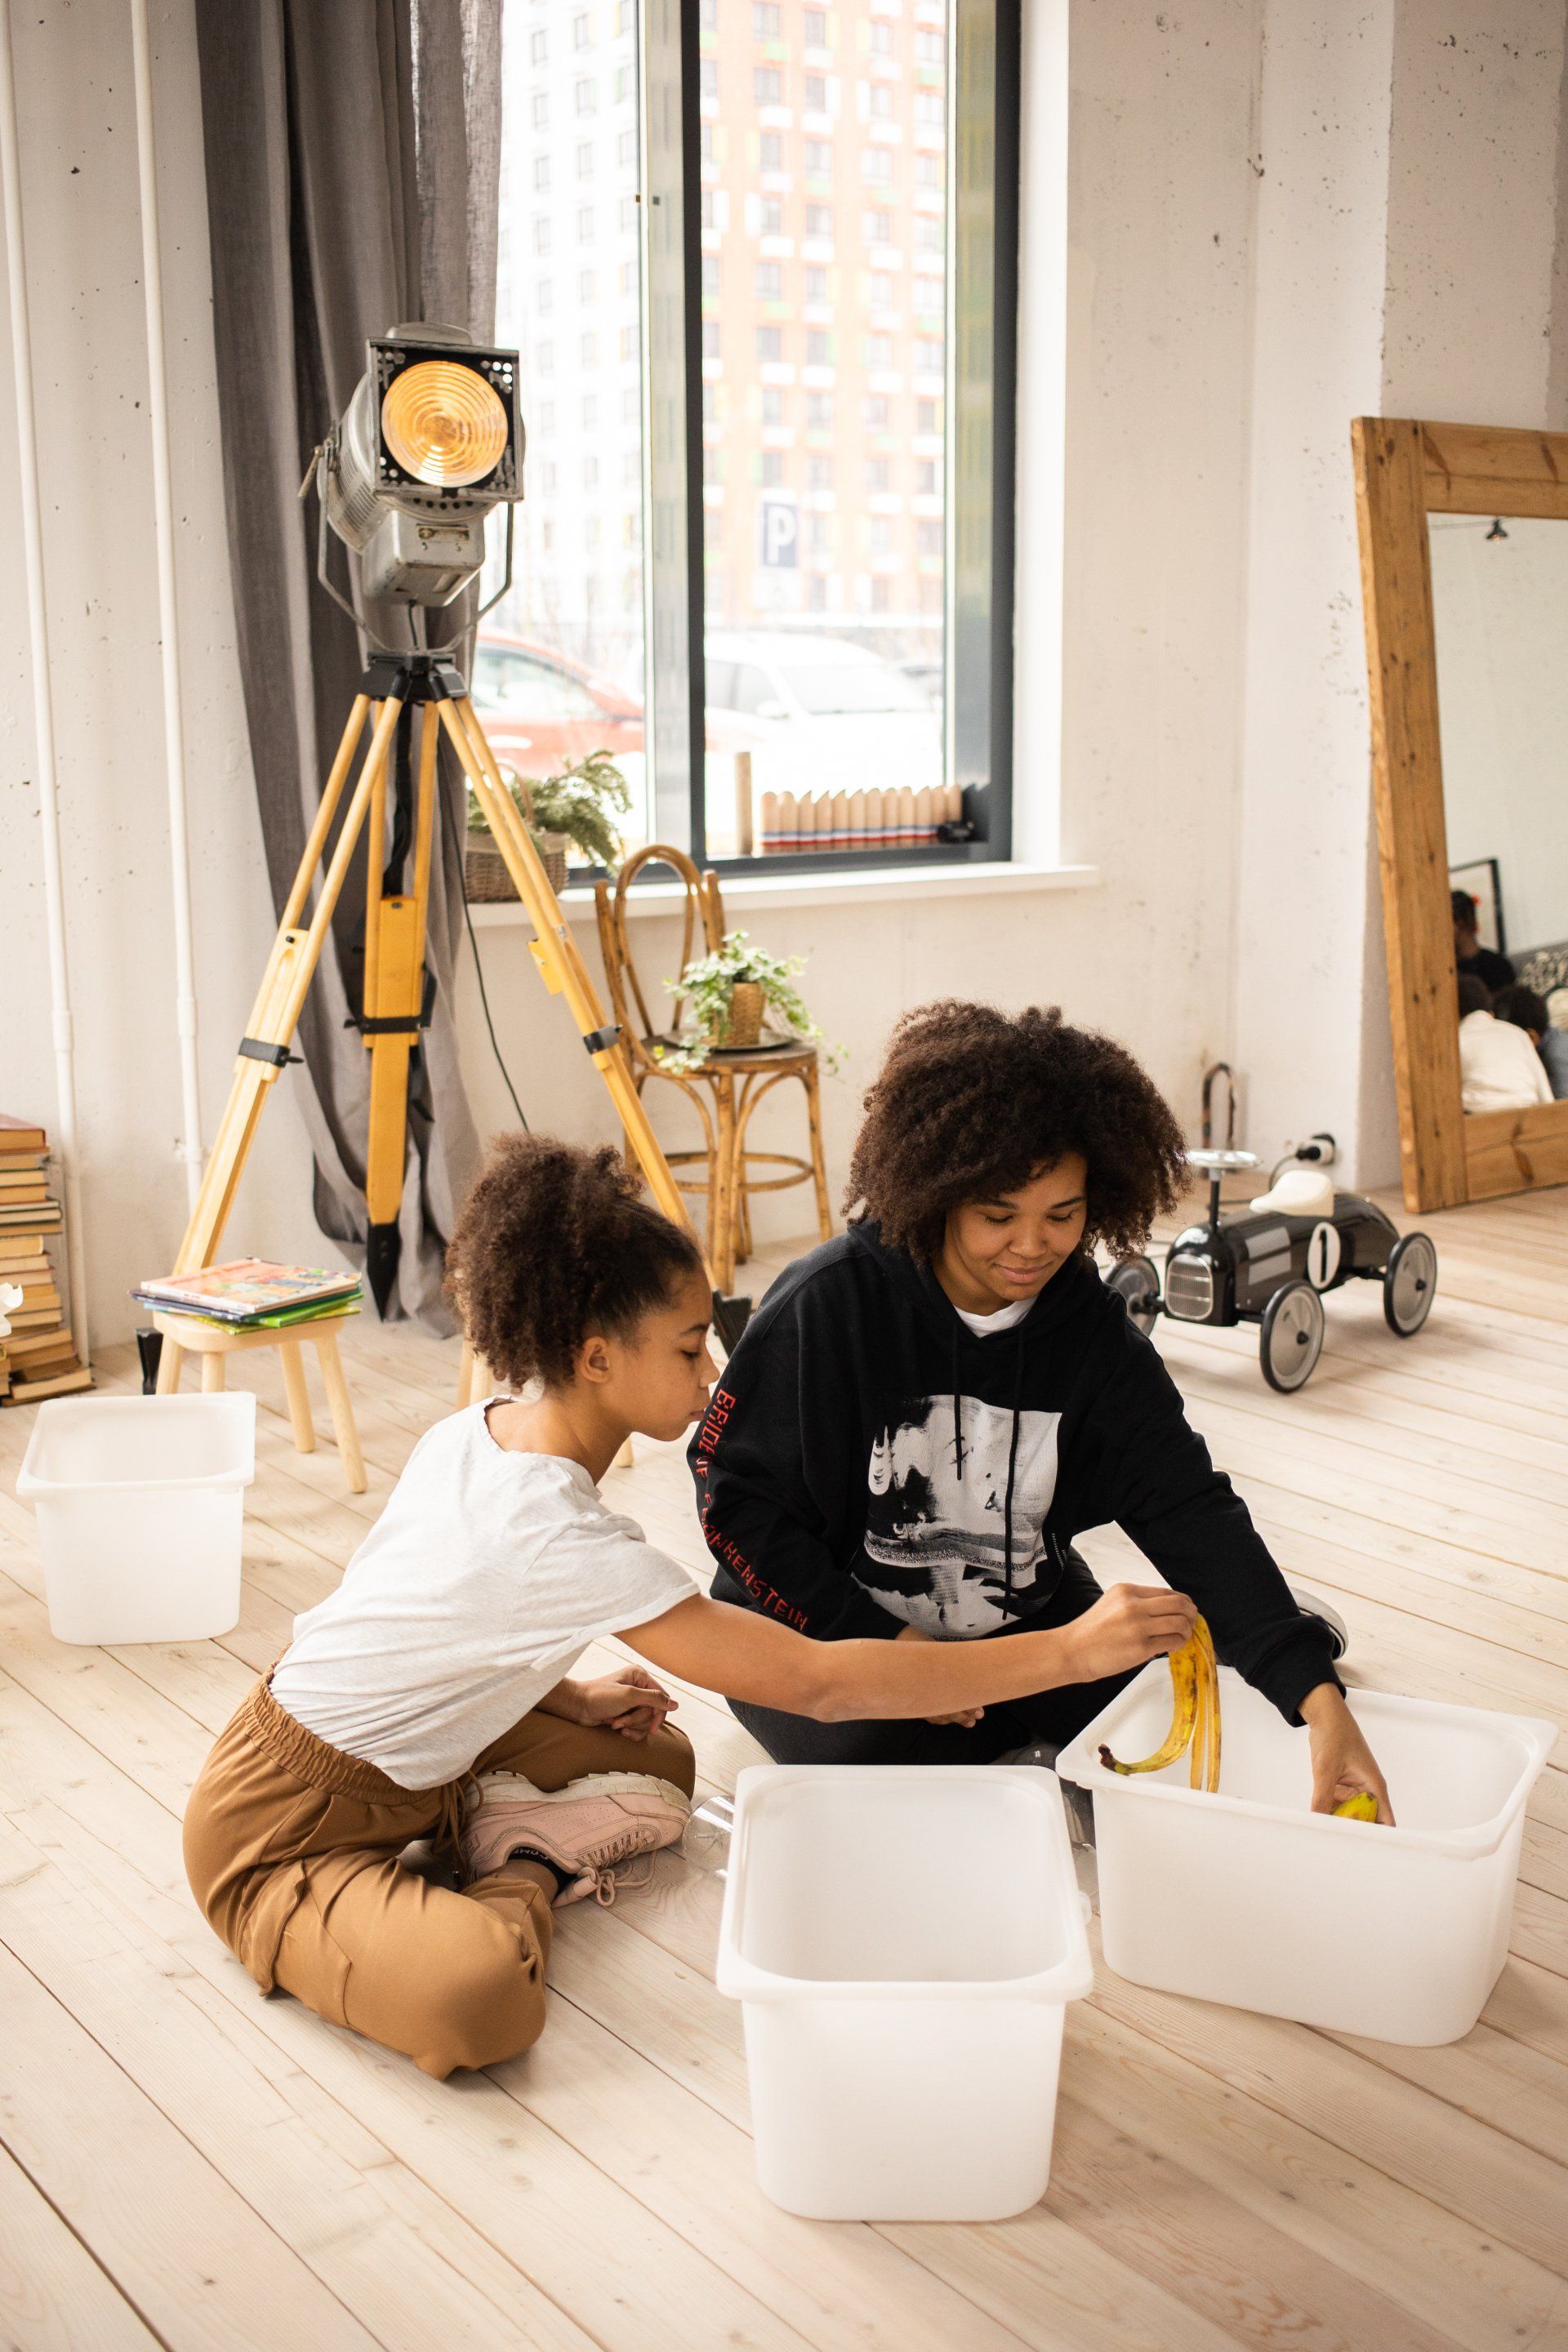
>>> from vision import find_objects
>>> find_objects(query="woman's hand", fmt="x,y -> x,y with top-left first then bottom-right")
1058,1583 -> 1198,1683
563,1667 -> 678,1740
895,1622 -> 984,1726
1300,1683 -> 1395,1822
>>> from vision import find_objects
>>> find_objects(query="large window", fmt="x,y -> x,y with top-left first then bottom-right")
493,0 -> 1018,871
492,0 -> 653,836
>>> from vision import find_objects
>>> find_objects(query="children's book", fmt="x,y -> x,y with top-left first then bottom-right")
136,1294 -> 364,1334
135,1259 -> 362,1322
12,1365 -> 93,1401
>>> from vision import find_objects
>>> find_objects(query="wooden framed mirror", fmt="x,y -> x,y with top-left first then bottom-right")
1353,418 -> 1568,1212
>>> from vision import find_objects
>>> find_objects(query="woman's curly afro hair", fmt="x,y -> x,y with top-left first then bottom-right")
847,1001 -> 1187,1263
446,1134 -> 705,1391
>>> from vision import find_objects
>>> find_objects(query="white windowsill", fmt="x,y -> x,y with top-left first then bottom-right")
468,860 -> 1099,925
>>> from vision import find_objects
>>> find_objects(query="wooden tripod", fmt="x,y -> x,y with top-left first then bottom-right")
157,650 -> 718,1393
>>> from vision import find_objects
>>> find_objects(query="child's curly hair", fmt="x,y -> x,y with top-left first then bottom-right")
847,1001 -> 1187,1263
446,1134 -> 705,1390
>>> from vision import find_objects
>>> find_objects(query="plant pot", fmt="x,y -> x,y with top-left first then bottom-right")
465,830 -> 570,902
715,979 -> 766,1050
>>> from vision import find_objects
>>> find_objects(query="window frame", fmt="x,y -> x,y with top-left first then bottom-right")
634,0 -> 1020,877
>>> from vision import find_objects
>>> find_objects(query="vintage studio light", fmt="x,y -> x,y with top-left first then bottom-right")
318,324 -> 524,619
169,318 -> 728,1344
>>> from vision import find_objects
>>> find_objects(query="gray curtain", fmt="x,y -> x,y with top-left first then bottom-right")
195,0 -> 501,1326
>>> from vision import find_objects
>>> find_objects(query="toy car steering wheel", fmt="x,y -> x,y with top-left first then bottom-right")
1185,1148 -> 1262,1173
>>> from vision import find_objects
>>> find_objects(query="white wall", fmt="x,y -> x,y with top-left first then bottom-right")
7,0 -> 1568,1348
1232,0 -> 1398,1187
0,0 -> 346,1347
1232,0 -> 1568,1189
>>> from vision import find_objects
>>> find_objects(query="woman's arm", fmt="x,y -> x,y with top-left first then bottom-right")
689,1265 -> 905,1641
1102,1338 -> 1340,1723
621,1583 -> 1196,1721
1301,1682 -> 1396,1820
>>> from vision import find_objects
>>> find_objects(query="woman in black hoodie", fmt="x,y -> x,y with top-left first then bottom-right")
689,1001 -> 1391,1819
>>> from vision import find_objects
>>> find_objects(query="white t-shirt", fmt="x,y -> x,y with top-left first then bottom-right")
270,1402 -> 696,1787
1459,1009 -> 1552,1116
954,1296 -> 1035,1337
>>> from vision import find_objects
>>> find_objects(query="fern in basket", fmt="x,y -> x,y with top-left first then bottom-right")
655,929 -> 843,1073
466,747 -> 632,868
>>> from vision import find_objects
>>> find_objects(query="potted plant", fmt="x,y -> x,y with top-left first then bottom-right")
655,930 -> 842,1071
465,747 -> 632,900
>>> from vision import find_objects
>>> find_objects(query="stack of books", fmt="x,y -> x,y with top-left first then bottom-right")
132,1258 -> 363,1332
0,1113 -> 92,1402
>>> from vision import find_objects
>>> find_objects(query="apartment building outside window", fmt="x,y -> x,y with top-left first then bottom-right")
492,0 -> 1019,869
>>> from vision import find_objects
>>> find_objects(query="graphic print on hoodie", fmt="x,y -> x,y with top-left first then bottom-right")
863,1396 -> 1060,1633
689,1223 -> 1343,1725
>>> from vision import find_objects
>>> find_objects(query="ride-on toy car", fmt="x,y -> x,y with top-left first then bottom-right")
1107,1149 -> 1438,1392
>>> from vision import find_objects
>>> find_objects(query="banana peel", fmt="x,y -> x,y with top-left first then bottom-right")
1098,1615 -> 1221,1794
1094,1619 -> 1378,1819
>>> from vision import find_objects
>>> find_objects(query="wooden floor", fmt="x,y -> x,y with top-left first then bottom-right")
1,1187 -> 1566,2351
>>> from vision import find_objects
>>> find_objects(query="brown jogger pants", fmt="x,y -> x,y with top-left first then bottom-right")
184,1676 -> 697,2079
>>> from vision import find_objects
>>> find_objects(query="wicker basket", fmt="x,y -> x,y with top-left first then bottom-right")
465,831 -> 569,902
714,978 -> 766,1050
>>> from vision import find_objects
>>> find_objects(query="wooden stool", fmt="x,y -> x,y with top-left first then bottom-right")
456,1339 -> 490,1410
153,1312 -> 368,1494
593,845 -> 833,1294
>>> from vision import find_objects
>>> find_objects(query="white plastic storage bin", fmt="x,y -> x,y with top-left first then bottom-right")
1057,1665 -> 1554,2046
716,1764 -> 1093,2221
17,1393 -> 256,1645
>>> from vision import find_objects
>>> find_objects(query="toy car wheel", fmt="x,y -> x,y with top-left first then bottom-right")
1106,1253 -> 1161,1335
1259,1280 -> 1325,1393
1383,1231 -> 1437,1336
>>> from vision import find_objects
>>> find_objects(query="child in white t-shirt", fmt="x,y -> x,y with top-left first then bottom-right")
186,1135 -> 1200,2080
1458,974 -> 1552,1115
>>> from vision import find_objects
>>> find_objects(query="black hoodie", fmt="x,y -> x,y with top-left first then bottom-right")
689,1224 -> 1340,1725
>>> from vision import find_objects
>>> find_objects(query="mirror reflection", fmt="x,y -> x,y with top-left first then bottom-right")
1428,513 -> 1568,1114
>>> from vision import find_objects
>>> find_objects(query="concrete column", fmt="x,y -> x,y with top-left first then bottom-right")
1232,0 -> 1397,1185
1233,0 -> 1566,1187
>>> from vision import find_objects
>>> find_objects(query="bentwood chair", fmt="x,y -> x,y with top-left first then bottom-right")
594,844 -> 833,1292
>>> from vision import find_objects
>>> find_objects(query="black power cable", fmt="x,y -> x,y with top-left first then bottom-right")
461,884 -> 530,1130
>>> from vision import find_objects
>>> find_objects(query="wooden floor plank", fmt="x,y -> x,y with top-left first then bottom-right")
553,1882 -> 1564,2352
0,1816 -> 568,2352
2,1192 -> 1565,2349
0,1943 -> 381,2352
1084,1948 -> 1568,2280
0,2140 -> 166,2352
0,1690 -> 824,2352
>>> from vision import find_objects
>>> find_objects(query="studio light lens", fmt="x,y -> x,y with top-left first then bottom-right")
381,360 -> 509,488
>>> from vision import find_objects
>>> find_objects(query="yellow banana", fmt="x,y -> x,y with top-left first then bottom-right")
1200,1622 -> 1221,1793
1332,1791 -> 1379,1821
1099,1614 -> 1220,1792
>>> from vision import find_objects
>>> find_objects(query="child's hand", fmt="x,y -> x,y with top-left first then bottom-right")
895,1623 -> 984,1725
1300,1683 -> 1395,1823
572,1666 -> 678,1740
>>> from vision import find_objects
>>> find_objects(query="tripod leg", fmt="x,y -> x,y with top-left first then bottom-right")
361,702 -> 441,1314
438,696 -> 704,1243
170,694 -> 405,1276
240,695 -> 373,1046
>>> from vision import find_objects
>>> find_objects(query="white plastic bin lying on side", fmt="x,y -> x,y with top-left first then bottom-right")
1056,1665 -> 1554,2045
17,1393 -> 256,1645
716,1764 -> 1093,2221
